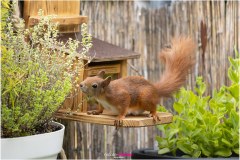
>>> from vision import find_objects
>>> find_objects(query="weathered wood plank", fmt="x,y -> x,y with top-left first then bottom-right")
28,16 -> 88,26
86,64 -> 121,76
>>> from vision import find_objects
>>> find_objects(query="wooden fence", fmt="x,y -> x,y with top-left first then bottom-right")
60,1 -> 239,159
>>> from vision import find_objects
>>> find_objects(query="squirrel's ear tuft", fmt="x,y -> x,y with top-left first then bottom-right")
97,70 -> 105,78
102,76 -> 111,88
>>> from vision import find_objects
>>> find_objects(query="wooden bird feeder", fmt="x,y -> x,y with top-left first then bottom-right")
23,0 -> 173,127
23,0 -> 87,33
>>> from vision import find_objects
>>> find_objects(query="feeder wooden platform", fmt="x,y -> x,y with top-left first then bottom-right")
55,110 -> 173,127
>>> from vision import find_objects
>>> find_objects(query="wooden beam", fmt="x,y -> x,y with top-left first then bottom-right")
28,16 -> 88,26
91,55 -> 140,62
55,111 -> 173,127
120,60 -> 128,77
87,64 -> 121,76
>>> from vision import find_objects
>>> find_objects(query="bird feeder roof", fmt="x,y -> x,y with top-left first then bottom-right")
58,33 -> 140,62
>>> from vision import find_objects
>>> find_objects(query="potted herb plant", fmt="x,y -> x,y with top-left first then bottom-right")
1,2 -> 92,159
132,51 -> 239,159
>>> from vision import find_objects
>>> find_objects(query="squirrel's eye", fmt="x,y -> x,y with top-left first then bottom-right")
92,84 -> 98,88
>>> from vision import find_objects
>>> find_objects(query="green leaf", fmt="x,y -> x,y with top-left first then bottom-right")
214,149 -> 232,157
209,140 -> 219,148
229,56 -> 239,70
173,102 -> 184,114
177,141 -> 192,155
200,144 -> 211,157
191,144 -> 199,150
168,139 -> 177,148
233,148 -> 239,155
221,138 -> 232,147
228,67 -> 239,84
156,136 -> 163,142
193,150 -> 201,158
227,84 -> 239,100
181,155 -> 191,158
234,46 -> 239,57
195,77 -> 206,96
158,148 -> 170,154
212,131 -> 222,139
229,109 -> 239,129
157,105 -> 169,112
168,129 -> 179,140
222,128 -> 233,140
156,136 -> 168,146
191,128 -> 202,137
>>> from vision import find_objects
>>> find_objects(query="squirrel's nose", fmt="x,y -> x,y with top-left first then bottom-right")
80,83 -> 87,93
80,83 -> 83,88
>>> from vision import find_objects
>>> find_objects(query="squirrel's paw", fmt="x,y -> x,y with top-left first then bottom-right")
114,119 -> 123,130
148,113 -> 161,123
87,110 -> 101,115
152,115 -> 161,123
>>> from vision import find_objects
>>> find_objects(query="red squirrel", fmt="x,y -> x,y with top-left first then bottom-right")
80,37 -> 196,128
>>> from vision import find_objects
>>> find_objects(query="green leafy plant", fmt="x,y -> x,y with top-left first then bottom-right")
1,7 -> 92,138
156,51 -> 239,158
1,0 -> 10,30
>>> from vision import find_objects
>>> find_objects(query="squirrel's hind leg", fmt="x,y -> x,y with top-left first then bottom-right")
114,107 -> 129,130
114,91 -> 131,129
149,108 -> 161,123
114,96 -> 130,129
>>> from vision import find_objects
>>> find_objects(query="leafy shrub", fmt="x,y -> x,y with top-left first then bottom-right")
157,51 -> 239,158
1,7 -> 92,138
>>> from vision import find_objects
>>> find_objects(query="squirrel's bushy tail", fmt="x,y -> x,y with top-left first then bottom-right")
155,37 -> 196,97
